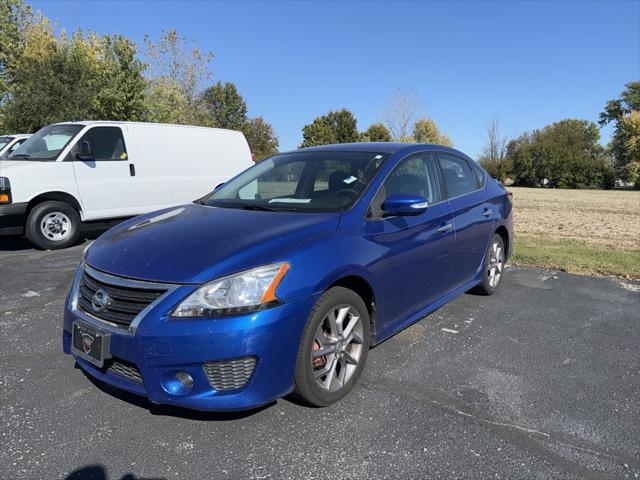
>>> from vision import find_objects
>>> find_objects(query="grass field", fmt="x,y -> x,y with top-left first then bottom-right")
508,187 -> 640,278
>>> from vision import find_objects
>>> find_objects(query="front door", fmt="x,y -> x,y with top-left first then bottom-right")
365,153 -> 457,335
71,126 -> 140,219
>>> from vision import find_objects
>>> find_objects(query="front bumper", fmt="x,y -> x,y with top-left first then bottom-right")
62,267 -> 317,411
0,202 -> 27,236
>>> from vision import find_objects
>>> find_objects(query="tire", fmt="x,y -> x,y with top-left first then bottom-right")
292,286 -> 371,407
25,201 -> 81,250
476,233 -> 506,295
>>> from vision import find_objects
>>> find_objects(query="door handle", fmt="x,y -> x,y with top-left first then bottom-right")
482,208 -> 492,218
437,223 -> 453,233
129,164 -> 136,177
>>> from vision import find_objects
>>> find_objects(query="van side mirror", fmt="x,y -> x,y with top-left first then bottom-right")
382,193 -> 429,216
76,141 -> 94,161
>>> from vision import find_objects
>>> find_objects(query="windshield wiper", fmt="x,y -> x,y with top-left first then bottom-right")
242,204 -> 298,212
8,154 -> 31,160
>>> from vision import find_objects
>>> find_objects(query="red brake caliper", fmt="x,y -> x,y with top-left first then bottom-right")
312,341 -> 326,368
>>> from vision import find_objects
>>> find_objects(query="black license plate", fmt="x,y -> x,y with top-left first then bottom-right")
72,322 -> 111,368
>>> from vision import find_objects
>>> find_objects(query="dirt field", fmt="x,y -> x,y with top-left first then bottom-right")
508,187 -> 640,250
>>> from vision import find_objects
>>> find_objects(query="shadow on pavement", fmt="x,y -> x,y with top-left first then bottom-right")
66,465 -> 164,480
0,227 -> 111,252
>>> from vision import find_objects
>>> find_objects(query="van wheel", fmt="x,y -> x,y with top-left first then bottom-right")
292,287 -> 371,407
25,201 -> 81,250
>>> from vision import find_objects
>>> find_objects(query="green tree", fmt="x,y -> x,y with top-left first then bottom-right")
300,108 -> 359,147
243,116 -> 279,160
507,119 -> 613,189
2,16 -> 147,132
360,123 -> 391,142
599,81 -> 640,179
412,117 -> 453,146
0,0 -> 32,114
143,30 -> 213,126
201,81 -> 247,130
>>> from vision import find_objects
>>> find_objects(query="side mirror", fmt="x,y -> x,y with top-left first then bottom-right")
213,182 -> 225,192
76,141 -> 93,161
382,193 -> 429,216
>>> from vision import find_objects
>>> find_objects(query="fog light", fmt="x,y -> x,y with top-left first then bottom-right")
176,371 -> 194,388
160,370 -> 194,395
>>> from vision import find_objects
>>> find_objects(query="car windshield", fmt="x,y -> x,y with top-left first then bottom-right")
203,151 -> 388,212
7,124 -> 82,161
0,137 -> 14,150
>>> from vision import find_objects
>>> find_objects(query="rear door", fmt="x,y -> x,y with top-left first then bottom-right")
437,153 -> 495,287
71,126 -> 140,219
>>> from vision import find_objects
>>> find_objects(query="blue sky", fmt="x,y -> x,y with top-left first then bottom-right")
30,0 -> 640,157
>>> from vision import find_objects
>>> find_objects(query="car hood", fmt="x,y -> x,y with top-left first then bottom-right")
85,204 -> 340,284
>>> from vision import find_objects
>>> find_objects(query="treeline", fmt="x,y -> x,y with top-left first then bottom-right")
478,82 -> 640,189
0,0 -> 279,159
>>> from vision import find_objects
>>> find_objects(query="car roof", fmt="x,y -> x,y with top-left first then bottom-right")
290,142 -> 472,158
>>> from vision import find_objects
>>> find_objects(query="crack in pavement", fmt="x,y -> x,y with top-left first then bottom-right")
359,379 -> 639,479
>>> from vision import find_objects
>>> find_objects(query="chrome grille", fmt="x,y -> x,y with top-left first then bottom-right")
203,357 -> 256,391
105,358 -> 143,384
77,269 -> 167,329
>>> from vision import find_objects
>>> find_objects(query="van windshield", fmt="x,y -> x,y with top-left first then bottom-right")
7,125 -> 83,161
202,151 -> 388,212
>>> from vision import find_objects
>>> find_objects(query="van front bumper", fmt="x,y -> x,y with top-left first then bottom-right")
62,283 -> 316,411
0,202 -> 27,236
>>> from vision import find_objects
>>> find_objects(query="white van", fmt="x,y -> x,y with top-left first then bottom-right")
0,121 -> 253,249
0,134 -> 31,159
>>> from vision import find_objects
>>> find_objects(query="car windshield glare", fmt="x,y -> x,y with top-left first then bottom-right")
204,151 -> 388,212
8,124 -> 83,161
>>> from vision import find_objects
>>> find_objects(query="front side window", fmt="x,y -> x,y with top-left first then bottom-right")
0,137 -> 14,150
438,154 -> 478,198
369,153 -> 440,217
7,124 -> 82,161
1,139 -> 27,159
75,127 -> 127,161
204,151 -> 387,212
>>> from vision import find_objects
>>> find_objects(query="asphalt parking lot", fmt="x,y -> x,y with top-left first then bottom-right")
1,236 -> 639,480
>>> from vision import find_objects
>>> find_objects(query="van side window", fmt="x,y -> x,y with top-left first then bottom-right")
369,154 -> 440,218
438,154 -> 478,198
77,127 -> 127,161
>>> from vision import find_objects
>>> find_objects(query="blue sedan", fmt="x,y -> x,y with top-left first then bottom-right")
62,143 -> 513,410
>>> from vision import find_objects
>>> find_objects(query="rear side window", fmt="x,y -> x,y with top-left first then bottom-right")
438,154 -> 478,198
77,127 -> 127,161
469,161 -> 487,186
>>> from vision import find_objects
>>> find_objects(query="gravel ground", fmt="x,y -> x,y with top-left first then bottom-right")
1,237 -> 639,480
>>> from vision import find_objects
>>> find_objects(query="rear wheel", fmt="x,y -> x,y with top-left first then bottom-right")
292,287 -> 371,407
25,201 -> 81,250
476,233 -> 506,295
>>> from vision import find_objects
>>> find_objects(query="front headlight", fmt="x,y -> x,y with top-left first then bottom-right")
172,263 -> 289,318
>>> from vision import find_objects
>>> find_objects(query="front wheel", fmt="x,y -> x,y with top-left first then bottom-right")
25,201 -> 81,250
292,287 -> 371,407
476,233 -> 506,295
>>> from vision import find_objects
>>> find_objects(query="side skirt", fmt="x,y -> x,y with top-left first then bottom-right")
372,272 -> 484,346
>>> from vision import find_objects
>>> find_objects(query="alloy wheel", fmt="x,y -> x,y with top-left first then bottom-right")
487,240 -> 505,288
311,304 -> 364,393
